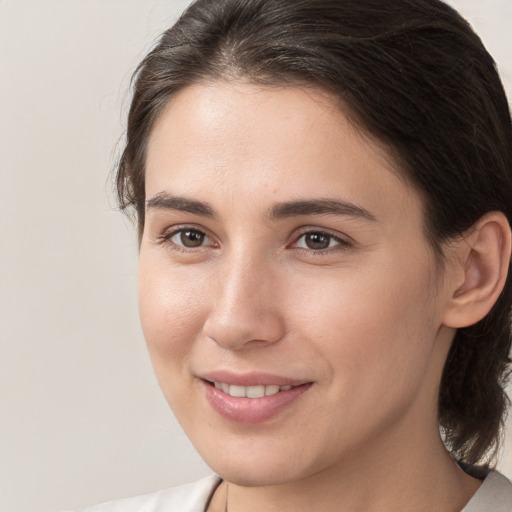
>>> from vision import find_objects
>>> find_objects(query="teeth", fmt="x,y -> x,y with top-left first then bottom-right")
213,382 -> 295,398
246,385 -> 265,398
265,385 -> 280,396
229,385 -> 246,398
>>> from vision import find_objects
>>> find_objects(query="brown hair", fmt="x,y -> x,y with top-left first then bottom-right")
116,0 -> 512,464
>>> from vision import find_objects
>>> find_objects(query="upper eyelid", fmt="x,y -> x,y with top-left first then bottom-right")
292,226 -> 353,243
293,234 -> 350,249
161,224 -> 210,237
295,231 -> 345,242
157,225 -> 216,247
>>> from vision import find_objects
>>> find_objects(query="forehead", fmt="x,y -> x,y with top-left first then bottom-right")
145,81 -> 423,227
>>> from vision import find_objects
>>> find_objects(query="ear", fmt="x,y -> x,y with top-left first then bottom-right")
442,212 -> 511,329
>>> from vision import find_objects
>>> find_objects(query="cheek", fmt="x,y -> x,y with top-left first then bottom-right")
290,255 -> 440,397
138,256 -> 209,367
137,257 -> 215,419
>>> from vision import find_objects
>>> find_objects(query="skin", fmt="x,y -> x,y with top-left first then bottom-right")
139,82 -> 483,511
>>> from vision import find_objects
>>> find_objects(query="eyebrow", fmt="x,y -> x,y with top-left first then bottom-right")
146,192 -> 215,217
146,192 -> 376,222
268,199 -> 377,221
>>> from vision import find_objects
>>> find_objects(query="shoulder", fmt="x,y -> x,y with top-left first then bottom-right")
462,471 -> 512,512
65,474 -> 221,512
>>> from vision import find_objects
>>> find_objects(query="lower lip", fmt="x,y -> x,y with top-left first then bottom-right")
202,381 -> 312,424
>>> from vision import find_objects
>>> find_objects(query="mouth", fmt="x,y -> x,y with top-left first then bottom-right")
200,376 -> 313,424
208,381 -> 296,398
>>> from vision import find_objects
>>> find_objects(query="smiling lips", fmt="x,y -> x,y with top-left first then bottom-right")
201,375 -> 312,424
213,382 -> 294,398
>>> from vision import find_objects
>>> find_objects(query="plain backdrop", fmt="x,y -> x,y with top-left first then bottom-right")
0,1 -> 511,511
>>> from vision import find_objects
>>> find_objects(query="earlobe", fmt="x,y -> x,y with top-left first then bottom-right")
442,212 -> 511,329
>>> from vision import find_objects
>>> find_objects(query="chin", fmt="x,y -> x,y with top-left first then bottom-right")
209,459 -> 305,487
196,433 -> 325,487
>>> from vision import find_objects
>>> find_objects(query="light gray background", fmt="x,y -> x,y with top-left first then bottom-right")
0,1 -> 511,511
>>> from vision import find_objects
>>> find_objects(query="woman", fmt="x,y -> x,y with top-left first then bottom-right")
76,0 -> 512,510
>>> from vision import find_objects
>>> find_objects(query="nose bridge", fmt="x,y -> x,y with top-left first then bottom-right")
203,243 -> 285,350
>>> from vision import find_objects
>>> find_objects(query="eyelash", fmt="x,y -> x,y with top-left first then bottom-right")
156,226 -> 217,252
292,229 -> 352,254
156,226 -> 352,254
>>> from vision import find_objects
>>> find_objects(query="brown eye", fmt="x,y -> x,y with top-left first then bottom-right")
293,230 -> 350,252
303,232 -> 331,250
171,229 -> 209,248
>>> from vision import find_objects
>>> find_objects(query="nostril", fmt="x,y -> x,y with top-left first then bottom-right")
203,312 -> 286,351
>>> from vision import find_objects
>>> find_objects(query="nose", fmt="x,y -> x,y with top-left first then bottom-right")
203,250 -> 286,351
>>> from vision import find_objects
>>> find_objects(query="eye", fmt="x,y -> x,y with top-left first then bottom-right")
293,230 -> 350,251
171,228 -> 210,248
159,227 -> 214,249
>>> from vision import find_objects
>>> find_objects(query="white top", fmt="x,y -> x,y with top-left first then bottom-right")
68,471 -> 512,512
462,472 -> 512,512
67,475 -> 220,512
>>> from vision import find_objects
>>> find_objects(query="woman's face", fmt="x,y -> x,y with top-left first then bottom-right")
139,82 -> 455,486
